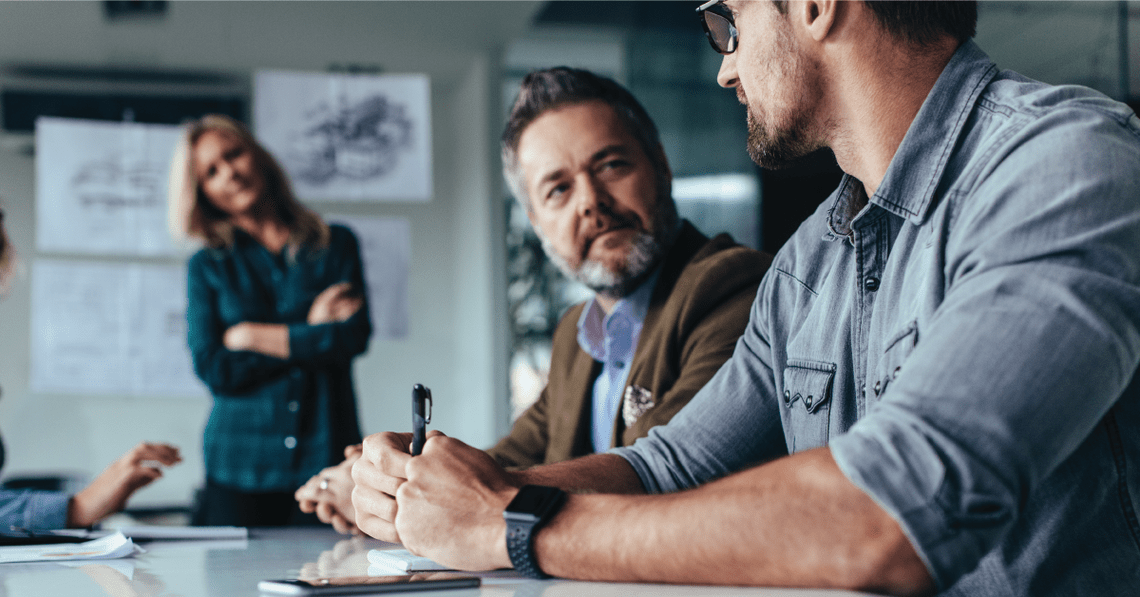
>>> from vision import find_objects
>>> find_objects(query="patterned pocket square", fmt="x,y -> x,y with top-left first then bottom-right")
622,384 -> 655,428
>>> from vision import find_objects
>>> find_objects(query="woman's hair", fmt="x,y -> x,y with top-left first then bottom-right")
168,114 -> 328,251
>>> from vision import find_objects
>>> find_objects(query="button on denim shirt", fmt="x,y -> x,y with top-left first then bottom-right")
614,41 -> 1140,596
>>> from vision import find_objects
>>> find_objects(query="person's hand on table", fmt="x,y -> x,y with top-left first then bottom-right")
351,432 -> 416,543
308,282 -> 363,325
297,444 -> 363,534
68,442 -> 182,528
364,432 -> 518,571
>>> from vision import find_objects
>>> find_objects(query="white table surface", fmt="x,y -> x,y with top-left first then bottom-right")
0,527 -> 877,597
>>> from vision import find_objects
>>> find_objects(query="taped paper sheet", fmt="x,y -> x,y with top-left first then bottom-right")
35,117 -> 182,256
327,215 -> 410,340
29,259 -> 204,398
255,70 -> 433,202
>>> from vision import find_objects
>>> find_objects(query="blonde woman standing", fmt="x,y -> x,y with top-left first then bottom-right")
169,115 -> 370,526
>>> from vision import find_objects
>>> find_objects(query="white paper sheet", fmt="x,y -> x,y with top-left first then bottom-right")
35,117 -> 182,256
254,70 -> 433,202
0,533 -> 141,564
327,215 -> 410,339
367,548 -> 450,573
111,526 -> 247,541
29,259 -> 206,398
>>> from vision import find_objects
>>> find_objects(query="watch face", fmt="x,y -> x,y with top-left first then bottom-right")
505,485 -> 565,520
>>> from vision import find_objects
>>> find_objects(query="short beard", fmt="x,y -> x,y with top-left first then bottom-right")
540,229 -> 662,299
745,104 -> 819,170
741,19 -> 823,170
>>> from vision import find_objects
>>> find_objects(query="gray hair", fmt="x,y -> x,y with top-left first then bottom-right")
501,67 -> 672,212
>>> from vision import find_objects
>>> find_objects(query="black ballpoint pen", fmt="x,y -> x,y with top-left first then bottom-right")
411,384 -> 432,456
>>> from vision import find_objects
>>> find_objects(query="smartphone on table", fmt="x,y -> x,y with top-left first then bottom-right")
258,573 -> 480,595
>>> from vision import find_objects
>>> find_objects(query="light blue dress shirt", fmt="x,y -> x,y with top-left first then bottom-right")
614,40 -> 1140,596
577,269 -> 660,454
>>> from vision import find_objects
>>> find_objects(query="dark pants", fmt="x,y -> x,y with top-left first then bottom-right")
192,478 -> 321,527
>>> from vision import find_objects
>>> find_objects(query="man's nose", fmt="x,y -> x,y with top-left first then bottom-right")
716,52 -> 738,89
575,176 -> 612,221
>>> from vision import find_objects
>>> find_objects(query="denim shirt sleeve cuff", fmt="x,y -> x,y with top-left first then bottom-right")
611,446 -> 667,494
22,491 -> 71,530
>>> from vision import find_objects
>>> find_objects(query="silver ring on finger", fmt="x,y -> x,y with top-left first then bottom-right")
319,478 -> 330,491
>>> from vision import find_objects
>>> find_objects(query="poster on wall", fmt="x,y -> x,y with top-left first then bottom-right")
327,215 -> 411,339
35,117 -> 182,256
254,70 -> 432,202
29,259 -> 205,398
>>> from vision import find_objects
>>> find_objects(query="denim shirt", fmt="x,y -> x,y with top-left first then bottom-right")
187,224 -> 370,491
0,439 -> 70,530
577,268 -> 660,453
614,40 -> 1140,596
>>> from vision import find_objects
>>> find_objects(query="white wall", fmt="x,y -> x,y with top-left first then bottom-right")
0,1 -> 538,508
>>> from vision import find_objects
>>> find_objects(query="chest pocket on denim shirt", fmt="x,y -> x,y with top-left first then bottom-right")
782,360 -> 835,452
869,321 -> 918,405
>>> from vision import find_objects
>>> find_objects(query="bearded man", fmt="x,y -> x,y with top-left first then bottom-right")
295,67 -> 770,532
352,2 -> 1140,595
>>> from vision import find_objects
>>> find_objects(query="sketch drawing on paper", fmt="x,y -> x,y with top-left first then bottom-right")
35,117 -> 182,256
254,70 -> 433,201
288,95 -> 415,186
70,156 -> 167,209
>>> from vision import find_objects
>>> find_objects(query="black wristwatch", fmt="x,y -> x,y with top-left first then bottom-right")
503,484 -> 567,579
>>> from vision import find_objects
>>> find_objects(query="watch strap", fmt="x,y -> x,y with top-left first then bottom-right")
506,517 -> 549,579
504,485 -> 567,579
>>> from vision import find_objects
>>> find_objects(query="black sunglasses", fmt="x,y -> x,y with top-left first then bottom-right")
697,0 -> 737,55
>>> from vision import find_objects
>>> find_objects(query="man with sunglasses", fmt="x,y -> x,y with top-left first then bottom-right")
353,2 -> 1140,595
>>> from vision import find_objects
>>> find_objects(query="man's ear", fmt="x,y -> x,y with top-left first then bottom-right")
798,0 -> 838,43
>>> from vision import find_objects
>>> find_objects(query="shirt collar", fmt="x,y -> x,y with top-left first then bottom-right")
576,266 -> 662,361
826,40 -> 1000,238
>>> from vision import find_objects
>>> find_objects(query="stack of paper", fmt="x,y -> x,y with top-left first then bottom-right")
0,532 -> 141,564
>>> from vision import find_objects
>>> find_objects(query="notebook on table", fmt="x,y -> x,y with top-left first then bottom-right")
367,548 -> 452,573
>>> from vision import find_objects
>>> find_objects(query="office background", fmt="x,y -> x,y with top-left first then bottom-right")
0,1 -> 1135,511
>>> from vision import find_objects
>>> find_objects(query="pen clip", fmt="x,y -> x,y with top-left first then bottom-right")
424,388 -> 432,424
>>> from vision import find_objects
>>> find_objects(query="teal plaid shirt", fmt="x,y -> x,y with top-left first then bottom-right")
187,224 -> 370,492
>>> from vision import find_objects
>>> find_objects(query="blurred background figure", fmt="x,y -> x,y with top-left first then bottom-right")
0,204 -> 182,531
168,115 -> 372,527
